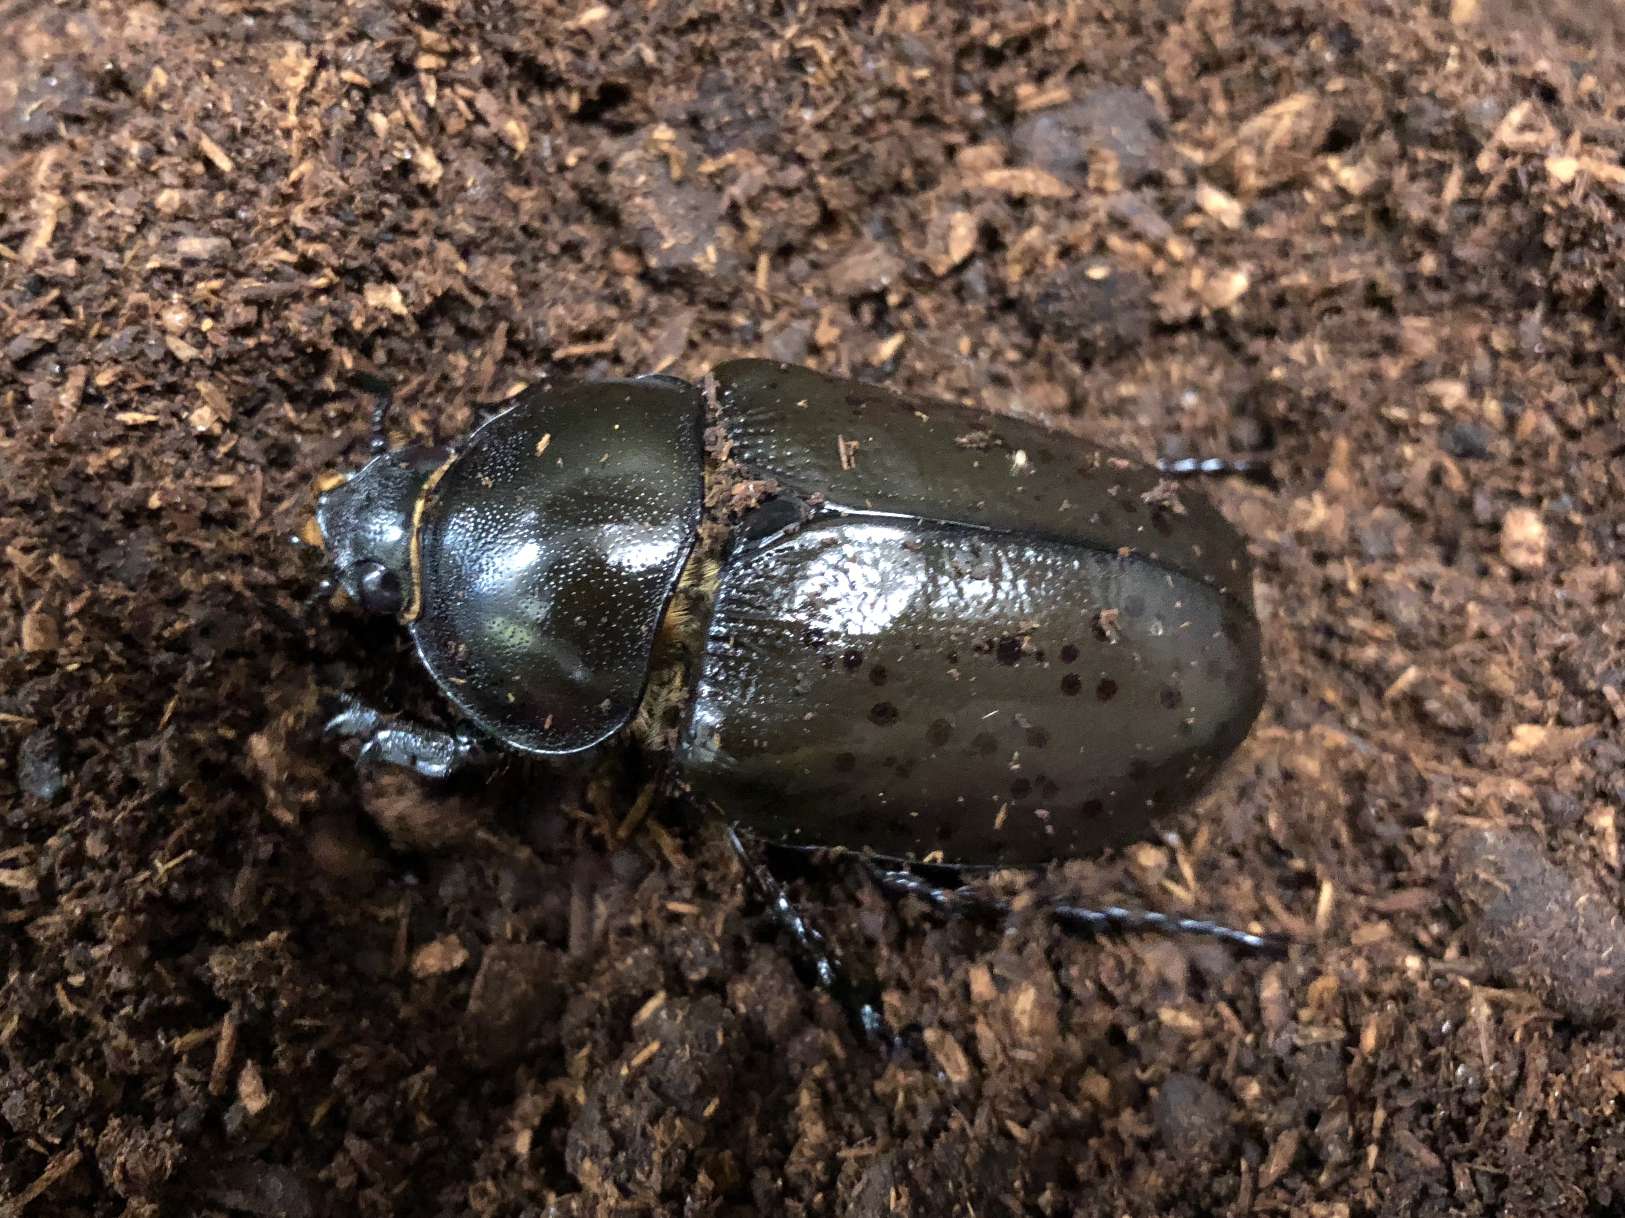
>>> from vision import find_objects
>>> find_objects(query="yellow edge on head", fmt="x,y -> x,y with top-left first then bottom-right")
302,471 -> 351,551
401,450 -> 459,623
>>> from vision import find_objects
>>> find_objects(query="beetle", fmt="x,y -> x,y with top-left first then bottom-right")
308,359 -> 1277,1038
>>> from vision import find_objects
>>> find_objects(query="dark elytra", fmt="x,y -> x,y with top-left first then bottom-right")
314,359 -> 1265,868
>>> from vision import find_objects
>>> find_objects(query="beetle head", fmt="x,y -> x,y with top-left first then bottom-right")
313,445 -> 448,616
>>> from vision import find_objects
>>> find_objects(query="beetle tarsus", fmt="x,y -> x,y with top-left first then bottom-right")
324,694 -> 486,780
869,866 -> 1287,957
323,693 -> 388,740
369,393 -> 394,455
724,826 -> 908,1054
302,577 -> 338,630
1156,455 -> 1277,490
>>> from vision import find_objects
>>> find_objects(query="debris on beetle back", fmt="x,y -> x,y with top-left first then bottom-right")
1141,479 -> 1188,515
954,427 -> 1000,450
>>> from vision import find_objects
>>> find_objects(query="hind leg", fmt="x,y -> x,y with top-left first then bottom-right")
867,864 -> 1286,956
722,826 -> 916,1055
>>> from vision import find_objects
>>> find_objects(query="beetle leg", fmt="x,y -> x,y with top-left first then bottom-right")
302,577 -> 338,629
323,693 -> 390,741
369,392 -> 394,455
1156,455 -> 1277,490
722,826 -> 915,1057
323,694 -> 487,780
867,866 -> 1287,957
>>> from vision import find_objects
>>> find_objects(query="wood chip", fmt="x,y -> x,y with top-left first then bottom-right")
976,167 -> 1073,199
411,934 -> 470,977
1505,722 -> 1594,760
176,235 -> 231,259
363,283 -> 410,317
0,868 -> 38,894
1258,1126 -> 1301,1189
622,1039 -> 661,1074
197,133 -> 236,173
237,1059 -> 270,1115
1499,507 -> 1546,573
1196,181 -> 1244,229
209,1008 -> 239,1096
4,1146 -> 83,1214
923,1027 -> 972,1084
19,605 -> 57,653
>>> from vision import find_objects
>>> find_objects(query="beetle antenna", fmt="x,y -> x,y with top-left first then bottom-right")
369,393 -> 394,455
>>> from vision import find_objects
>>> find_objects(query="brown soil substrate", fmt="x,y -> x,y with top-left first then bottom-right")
3,1 -> 1624,1215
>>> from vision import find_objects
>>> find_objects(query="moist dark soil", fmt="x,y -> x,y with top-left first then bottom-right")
3,1 -> 1624,1215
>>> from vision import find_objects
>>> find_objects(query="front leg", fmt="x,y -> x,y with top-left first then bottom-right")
324,694 -> 489,780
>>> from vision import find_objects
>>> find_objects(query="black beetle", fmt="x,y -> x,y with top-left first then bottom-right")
309,359 -> 1276,1034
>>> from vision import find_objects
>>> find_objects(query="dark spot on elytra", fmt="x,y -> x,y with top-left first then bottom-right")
927,718 -> 954,747
1096,677 -> 1118,702
995,636 -> 1024,666
1151,511 -> 1173,536
869,664 -> 889,686
1060,643 -> 1079,664
1010,778 -> 1033,799
1160,685 -> 1182,709
869,702 -> 899,726
1119,497 -> 1138,514
1037,776 -> 1060,799
1025,726 -> 1050,748
1122,594 -> 1147,618
894,758 -> 916,780
834,751 -> 857,772
971,731 -> 998,756
820,654 -> 836,669
1080,799 -> 1104,818
935,822 -> 955,844
945,650 -> 960,665
842,648 -> 864,671
1152,788 -> 1168,805
1129,759 -> 1150,780
1060,673 -> 1082,696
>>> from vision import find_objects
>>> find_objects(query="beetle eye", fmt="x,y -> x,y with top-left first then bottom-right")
355,561 -> 404,616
